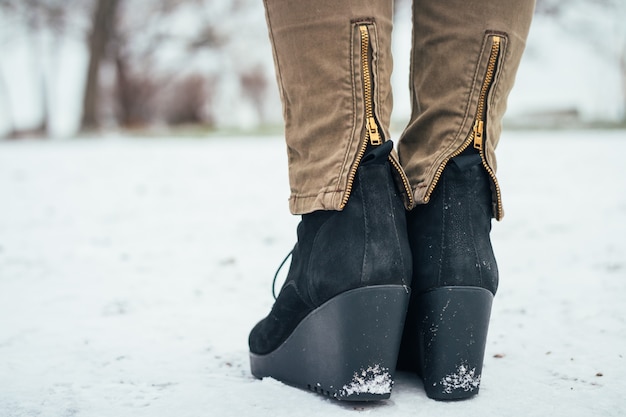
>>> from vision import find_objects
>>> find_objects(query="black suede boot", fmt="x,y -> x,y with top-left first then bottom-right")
249,141 -> 412,401
397,151 -> 498,400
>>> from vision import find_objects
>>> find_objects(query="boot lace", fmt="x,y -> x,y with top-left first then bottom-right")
272,249 -> 293,300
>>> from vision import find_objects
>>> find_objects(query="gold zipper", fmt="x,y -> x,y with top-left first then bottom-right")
360,25 -> 382,147
340,24 -> 414,210
473,36 -> 500,152
423,35 -> 504,219
339,24 -> 381,209
388,155 -> 414,208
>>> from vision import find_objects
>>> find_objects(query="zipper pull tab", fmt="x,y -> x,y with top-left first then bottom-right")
367,117 -> 382,145
473,120 -> 484,151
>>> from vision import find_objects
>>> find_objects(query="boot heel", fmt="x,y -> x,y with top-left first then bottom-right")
250,285 -> 409,401
416,286 -> 493,400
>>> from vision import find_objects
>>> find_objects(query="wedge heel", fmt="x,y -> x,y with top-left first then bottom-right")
403,286 -> 494,400
250,285 -> 410,401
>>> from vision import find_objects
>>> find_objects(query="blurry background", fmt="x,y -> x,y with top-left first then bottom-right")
0,0 -> 625,139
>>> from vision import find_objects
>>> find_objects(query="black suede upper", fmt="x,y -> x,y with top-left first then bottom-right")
407,152 -> 499,296
396,152 -> 499,373
249,141 -> 412,355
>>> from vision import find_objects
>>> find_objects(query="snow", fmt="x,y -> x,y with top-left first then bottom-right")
340,365 -> 393,397
1,130 -> 625,416
440,363 -> 481,394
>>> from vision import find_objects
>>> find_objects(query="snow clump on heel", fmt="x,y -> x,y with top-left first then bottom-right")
340,365 -> 393,397
440,363 -> 481,394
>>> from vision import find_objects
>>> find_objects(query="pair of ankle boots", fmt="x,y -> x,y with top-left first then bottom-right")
248,141 -> 498,401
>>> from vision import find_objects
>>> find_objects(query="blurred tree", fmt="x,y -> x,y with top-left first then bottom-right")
108,0 -> 237,128
79,0 -> 233,129
0,0 -> 282,135
81,0 -> 121,131
0,0 -> 82,137
240,67 -> 267,125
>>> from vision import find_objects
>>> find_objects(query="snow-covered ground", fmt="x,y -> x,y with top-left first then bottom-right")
0,131 -> 625,416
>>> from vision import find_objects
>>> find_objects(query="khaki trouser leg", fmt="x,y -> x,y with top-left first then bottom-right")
263,0 -> 412,214
398,0 -> 535,219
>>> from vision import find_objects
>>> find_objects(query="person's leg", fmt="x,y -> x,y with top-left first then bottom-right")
397,0 -> 535,400
262,0 -> 412,213
249,0 -> 412,400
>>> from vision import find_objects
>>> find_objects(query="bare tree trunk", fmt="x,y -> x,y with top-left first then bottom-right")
621,45 -> 626,123
34,89 -> 48,134
115,49 -> 134,127
35,46 -> 49,135
0,65 -> 14,137
81,0 -> 120,131
27,6 -> 48,136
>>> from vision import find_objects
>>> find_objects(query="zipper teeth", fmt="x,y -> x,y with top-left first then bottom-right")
482,152 -> 503,219
479,36 -> 503,219
360,25 -> 374,121
476,36 -> 500,122
423,35 -> 503,219
340,135 -> 369,209
341,24 -> 414,210
388,156 -> 415,208
340,24 -> 376,209
424,135 -> 475,204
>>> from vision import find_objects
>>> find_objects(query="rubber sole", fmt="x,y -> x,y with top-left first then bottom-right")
250,285 -> 410,401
